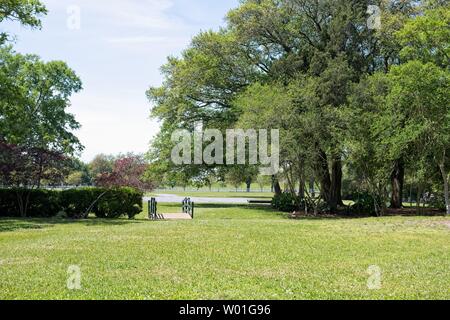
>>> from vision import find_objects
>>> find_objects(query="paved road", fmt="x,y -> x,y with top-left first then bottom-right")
144,194 -> 266,204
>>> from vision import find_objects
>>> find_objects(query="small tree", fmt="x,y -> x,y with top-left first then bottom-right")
95,155 -> 154,192
89,154 -> 114,180
379,62 -> 449,215
256,175 -> 271,192
0,140 -> 69,216
66,172 -> 84,187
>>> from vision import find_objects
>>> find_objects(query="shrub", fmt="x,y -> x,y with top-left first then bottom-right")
425,193 -> 446,210
60,188 -> 98,218
0,189 -> 19,217
0,187 -> 143,219
349,192 -> 377,215
94,188 -> 143,219
0,189 -> 61,218
60,187 -> 143,219
27,189 -> 61,217
272,193 -> 300,212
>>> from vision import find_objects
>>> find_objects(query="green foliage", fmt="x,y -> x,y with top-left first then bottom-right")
272,193 -> 299,212
65,171 -> 84,186
0,0 -> 47,43
60,187 -> 143,219
94,188 -> 143,219
0,188 -> 143,219
59,188 -> 97,219
0,46 -> 83,155
349,192 -> 377,216
68,158 -> 92,185
89,154 -> 114,179
0,188 -> 60,217
382,61 -> 449,213
427,193 -> 446,211
397,5 -> 450,68
146,0 -> 449,214
148,0 -> 420,211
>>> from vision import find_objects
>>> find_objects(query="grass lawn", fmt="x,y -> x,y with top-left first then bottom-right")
0,204 -> 449,300
149,191 -> 275,199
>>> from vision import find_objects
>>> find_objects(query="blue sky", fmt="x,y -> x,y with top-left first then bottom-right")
4,0 -> 239,162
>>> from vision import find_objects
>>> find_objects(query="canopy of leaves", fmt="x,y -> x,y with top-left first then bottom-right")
0,0 -> 47,43
95,155 -> 154,192
0,46 -> 83,155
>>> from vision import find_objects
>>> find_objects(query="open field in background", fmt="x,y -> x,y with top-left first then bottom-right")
0,203 -> 449,300
153,182 -> 275,193
148,191 -> 275,199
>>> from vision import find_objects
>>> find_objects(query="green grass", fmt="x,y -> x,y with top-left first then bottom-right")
0,204 -> 449,300
149,191 -> 274,199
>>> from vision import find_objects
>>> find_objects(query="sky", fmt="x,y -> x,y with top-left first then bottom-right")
3,0 -> 239,162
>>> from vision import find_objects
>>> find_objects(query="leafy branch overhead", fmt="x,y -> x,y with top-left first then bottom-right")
0,0 -> 47,43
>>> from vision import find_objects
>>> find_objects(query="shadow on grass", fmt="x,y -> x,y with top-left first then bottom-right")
285,208 -> 447,221
0,217 -> 144,233
0,220 -> 49,232
156,202 -> 277,212
3,205 -> 442,232
186,203 -> 448,221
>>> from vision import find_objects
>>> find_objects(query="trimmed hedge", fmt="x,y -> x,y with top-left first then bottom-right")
60,187 -> 143,219
0,187 -> 143,219
0,189 -> 61,218
60,188 -> 98,219
94,188 -> 143,219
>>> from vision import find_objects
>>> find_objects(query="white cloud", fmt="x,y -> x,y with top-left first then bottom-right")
105,35 -> 189,44
45,0 -> 183,30
106,36 -> 167,44
69,93 -> 159,162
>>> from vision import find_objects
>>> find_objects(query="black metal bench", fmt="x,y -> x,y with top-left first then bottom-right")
182,197 -> 195,219
148,197 -> 194,220
149,197 -> 158,220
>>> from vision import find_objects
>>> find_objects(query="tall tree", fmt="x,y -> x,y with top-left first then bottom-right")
0,46 -> 83,187
147,30 -> 257,186
147,0 -> 444,213
89,154 -> 115,180
96,154 -> 154,192
228,0 -> 382,209
380,62 -> 449,215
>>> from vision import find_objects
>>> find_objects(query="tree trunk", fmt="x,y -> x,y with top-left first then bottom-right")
309,178 -> 315,198
246,178 -> 251,193
330,158 -> 344,209
416,184 -> 423,215
439,164 -> 450,216
298,181 -> 305,200
16,190 -> 31,218
316,149 -> 331,204
297,165 -> 305,199
274,180 -> 282,195
390,159 -> 405,209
